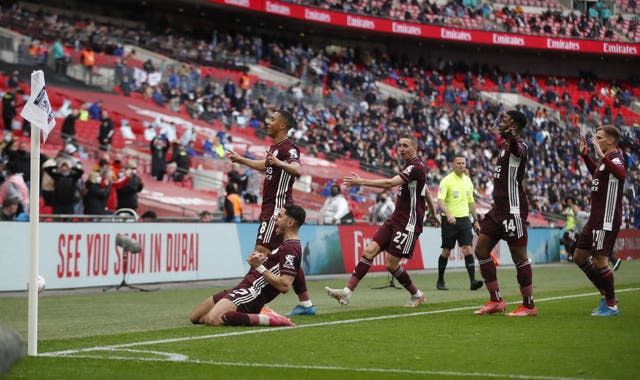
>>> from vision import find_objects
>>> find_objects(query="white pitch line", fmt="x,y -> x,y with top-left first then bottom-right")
41,287 -> 640,358
40,353 -> 601,380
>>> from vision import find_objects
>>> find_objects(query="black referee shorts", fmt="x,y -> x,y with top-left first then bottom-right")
440,216 -> 473,249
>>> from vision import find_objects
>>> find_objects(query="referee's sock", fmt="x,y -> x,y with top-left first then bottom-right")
465,254 -> 477,282
437,255 -> 448,283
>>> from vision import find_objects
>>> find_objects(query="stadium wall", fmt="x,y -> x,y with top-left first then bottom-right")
2,223 -> 637,291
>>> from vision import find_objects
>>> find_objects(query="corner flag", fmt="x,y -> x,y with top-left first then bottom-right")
20,70 -> 56,142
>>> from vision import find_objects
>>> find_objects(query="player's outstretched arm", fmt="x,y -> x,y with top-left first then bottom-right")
227,149 -> 267,172
344,172 -> 404,189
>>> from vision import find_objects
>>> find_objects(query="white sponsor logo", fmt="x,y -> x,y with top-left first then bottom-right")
266,1 -> 291,15
603,43 -> 638,55
441,28 -> 472,41
304,8 -> 331,22
392,22 -> 421,36
347,15 -> 375,29
224,0 -> 250,8
492,34 -> 525,46
284,254 -> 296,270
546,38 -> 580,51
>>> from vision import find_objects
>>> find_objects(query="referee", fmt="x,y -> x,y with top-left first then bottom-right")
436,154 -> 483,291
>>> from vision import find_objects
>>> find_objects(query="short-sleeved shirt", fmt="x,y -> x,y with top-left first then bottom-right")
388,157 -> 427,235
260,139 -> 300,220
437,172 -> 474,218
586,151 -> 626,231
489,139 -> 529,218
235,239 -> 301,305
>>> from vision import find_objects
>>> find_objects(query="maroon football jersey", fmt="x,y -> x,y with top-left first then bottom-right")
388,157 -> 427,235
490,139 -> 529,217
260,139 -> 301,219
239,239 -> 301,304
586,151 -> 626,231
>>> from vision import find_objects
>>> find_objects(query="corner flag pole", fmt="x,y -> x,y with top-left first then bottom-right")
27,122 -> 40,356
20,70 -> 56,356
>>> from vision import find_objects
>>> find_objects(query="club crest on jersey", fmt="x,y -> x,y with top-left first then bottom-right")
284,254 -> 295,269
289,149 -> 298,159
599,164 -> 605,171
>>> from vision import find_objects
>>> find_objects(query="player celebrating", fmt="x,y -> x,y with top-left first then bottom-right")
189,203 -> 305,327
226,110 -> 315,316
325,134 -> 439,307
474,110 -> 537,317
574,125 -> 626,316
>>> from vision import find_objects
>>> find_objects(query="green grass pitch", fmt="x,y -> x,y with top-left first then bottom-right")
1,261 -> 639,379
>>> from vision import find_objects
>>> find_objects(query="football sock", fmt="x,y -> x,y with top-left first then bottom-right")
437,255 -> 448,283
390,266 -> 418,294
222,311 -> 254,326
293,268 -> 309,296
299,300 -> 313,308
479,257 -> 501,301
515,259 -> 534,308
578,257 -> 604,292
464,254 -> 476,282
597,266 -> 617,307
347,257 -> 372,291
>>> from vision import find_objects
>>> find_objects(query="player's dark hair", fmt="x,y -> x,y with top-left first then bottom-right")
277,110 -> 296,130
398,133 -> 418,147
598,124 -> 621,143
506,110 -> 527,131
283,203 -> 306,228
453,153 -> 466,161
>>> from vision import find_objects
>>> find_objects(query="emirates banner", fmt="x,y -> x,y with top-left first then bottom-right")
210,0 -> 639,56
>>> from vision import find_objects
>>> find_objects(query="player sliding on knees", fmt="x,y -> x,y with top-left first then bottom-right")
189,204 -> 306,327
325,134 -> 439,307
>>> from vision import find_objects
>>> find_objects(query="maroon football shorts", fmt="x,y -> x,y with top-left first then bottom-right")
479,212 -> 528,247
373,219 -> 420,259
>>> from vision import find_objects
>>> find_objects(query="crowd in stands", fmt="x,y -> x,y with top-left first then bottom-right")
295,0 -> 639,42
1,3 -> 639,228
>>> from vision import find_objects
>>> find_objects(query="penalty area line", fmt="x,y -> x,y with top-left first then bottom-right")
41,287 -> 640,358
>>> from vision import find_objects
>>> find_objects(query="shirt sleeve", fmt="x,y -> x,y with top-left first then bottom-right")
278,245 -> 300,278
399,164 -> 417,184
286,146 -> 301,164
437,177 -> 448,201
602,155 -> 627,181
466,177 -> 475,203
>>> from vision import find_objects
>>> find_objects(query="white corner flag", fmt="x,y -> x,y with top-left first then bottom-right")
19,70 -> 56,356
20,70 -> 56,142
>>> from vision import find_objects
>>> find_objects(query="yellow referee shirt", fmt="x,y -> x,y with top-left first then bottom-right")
437,172 -> 474,218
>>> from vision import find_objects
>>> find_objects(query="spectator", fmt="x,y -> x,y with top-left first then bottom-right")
80,46 -> 95,85
2,87 -> 17,132
44,160 -> 84,215
199,210 -> 214,222
320,184 -> 351,224
61,108 -> 78,145
369,190 -> 395,226
170,143 -> 190,182
97,110 -> 114,152
0,197 -> 26,221
116,161 -> 144,211
140,210 -> 158,222
0,161 -> 29,214
223,184 -> 243,223
83,171 -> 109,215
150,135 -> 170,180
